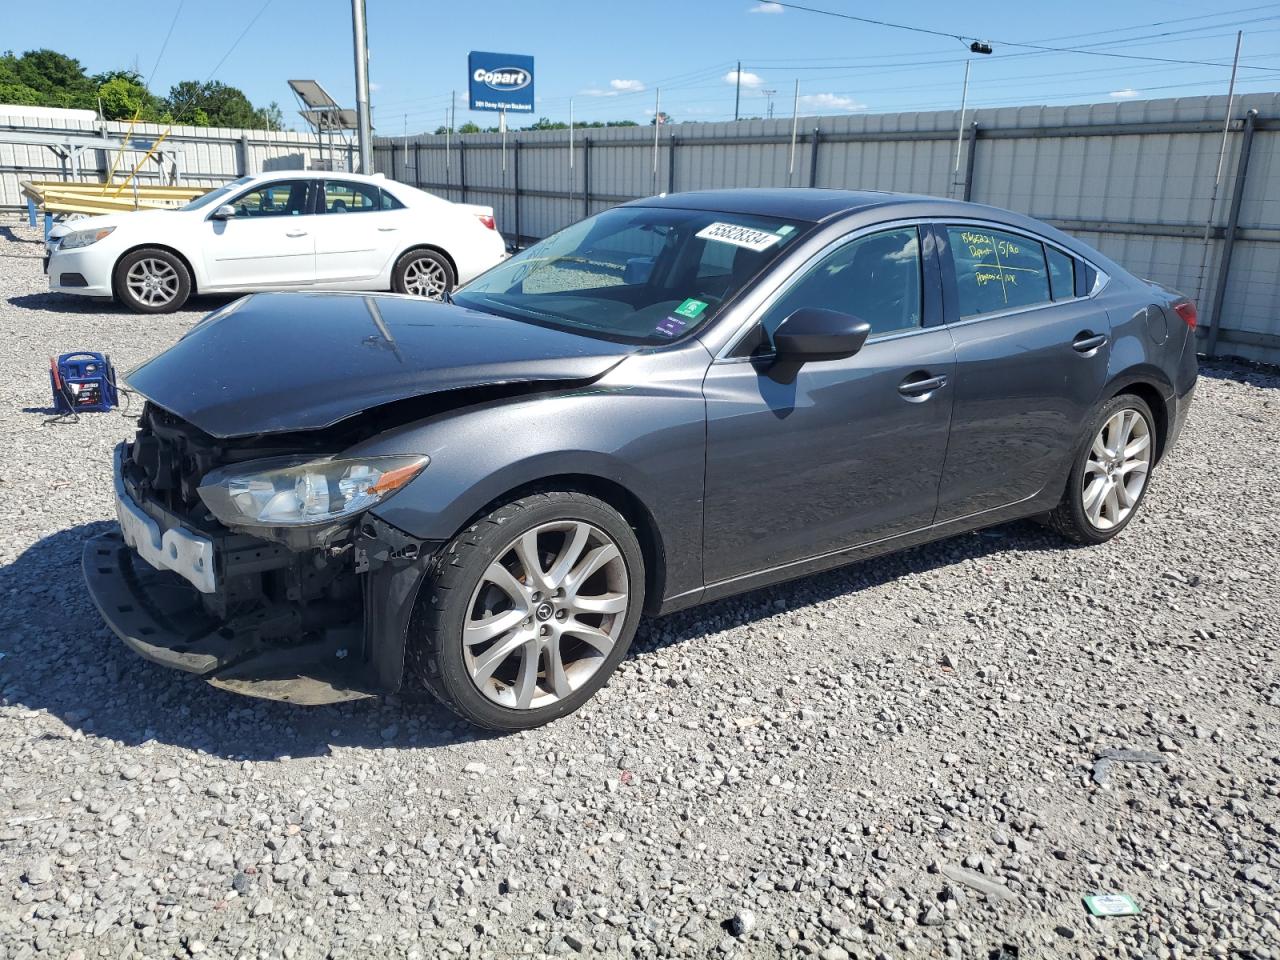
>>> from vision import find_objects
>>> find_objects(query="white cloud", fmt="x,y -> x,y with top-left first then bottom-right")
1110,88 -> 1140,99
724,69 -> 764,89
749,2 -> 785,12
581,79 -> 647,97
798,92 -> 867,113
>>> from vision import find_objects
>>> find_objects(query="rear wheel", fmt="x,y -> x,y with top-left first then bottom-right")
114,248 -> 191,313
1046,393 -> 1156,544
408,492 -> 644,730
392,248 -> 454,299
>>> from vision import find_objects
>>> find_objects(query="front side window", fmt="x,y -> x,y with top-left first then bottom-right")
453,206 -> 806,344
947,226 -> 1051,318
760,227 -> 923,342
229,180 -> 313,218
324,180 -> 381,214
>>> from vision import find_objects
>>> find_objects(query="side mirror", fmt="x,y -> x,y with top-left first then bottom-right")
769,307 -> 871,383
211,204 -> 237,221
623,256 -> 655,285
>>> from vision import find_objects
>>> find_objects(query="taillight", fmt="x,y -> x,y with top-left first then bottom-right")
476,214 -> 496,231
1173,300 -> 1197,329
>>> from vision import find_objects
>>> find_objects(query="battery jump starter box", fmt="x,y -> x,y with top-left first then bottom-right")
49,352 -> 119,414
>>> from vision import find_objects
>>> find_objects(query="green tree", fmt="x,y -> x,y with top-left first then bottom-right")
165,80 -> 268,128
94,70 -> 163,121
458,121 -> 481,134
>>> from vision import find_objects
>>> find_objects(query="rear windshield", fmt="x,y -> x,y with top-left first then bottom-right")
453,205 -> 808,344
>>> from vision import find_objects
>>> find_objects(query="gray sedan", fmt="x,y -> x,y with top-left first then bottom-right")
85,189 -> 1198,730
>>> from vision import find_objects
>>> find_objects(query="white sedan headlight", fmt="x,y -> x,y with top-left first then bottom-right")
197,454 -> 428,528
59,226 -> 116,250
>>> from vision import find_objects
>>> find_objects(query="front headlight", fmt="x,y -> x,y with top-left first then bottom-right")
59,226 -> 116,249
197,454 -> 429,528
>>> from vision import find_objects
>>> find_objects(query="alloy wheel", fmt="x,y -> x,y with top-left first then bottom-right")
1083,408 -> 1152,530
463,521 -> 630,710
403,256 -> 449,298
125,258 -> 180,307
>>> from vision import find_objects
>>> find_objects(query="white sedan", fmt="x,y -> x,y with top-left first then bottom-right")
45,171 -> 507,313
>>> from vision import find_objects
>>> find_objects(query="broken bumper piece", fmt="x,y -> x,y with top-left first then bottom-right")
82,517 -> 436,706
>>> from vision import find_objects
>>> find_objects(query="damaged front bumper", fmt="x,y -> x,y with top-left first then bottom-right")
83,447 -> 439,705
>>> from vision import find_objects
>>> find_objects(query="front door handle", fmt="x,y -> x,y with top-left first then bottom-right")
1072,332 -> 1108,353
898,373 -> 947,399
377,226 -> 398,232
286,229 -> 308,238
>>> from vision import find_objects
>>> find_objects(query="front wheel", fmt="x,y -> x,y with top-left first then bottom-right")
408,492 -> 645,730
1046,394 -> 1156,544
392,248 -> 455,299
113,247 -> 191,313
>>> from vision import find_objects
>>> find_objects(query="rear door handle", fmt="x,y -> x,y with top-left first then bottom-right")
898,373 -> 947,399
1072,332 -> 1108,353
286,229 -> 308,238
377,226 -> 398,232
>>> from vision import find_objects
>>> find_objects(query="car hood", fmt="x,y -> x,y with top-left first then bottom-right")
50,208 -> 180,239
124,292 -> 635,438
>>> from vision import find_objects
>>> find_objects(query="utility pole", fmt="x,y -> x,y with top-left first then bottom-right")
652,88 -> 661,195
734,60 -> 741,122
351,0 -> 373,173
763,89 -> 777,119
952,60 -> 971,198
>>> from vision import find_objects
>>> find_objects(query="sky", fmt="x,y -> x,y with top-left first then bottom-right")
5,0 -> 1280,133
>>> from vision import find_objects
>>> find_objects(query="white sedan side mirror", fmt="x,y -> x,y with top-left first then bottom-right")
211,204 -> 237,220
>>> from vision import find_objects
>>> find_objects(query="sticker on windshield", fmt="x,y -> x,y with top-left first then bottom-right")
673,298 -> 708,320
655,315 -> 690,338
696,222 -> 783,252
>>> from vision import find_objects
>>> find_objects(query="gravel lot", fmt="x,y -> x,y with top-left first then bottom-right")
1,214 -> 1278,960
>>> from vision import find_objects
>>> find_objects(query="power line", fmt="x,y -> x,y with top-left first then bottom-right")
760,0 -> 1278,72
145,0 -> 185,90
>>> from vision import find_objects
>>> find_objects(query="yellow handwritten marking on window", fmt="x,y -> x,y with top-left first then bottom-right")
975,270 -> 1019,287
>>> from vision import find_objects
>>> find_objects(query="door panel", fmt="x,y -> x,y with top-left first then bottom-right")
702,224 -> 954,585
202,179 -> 316,288
934,223 -> 1111,520
313,180 -> 403,282
703,331 -> 957,583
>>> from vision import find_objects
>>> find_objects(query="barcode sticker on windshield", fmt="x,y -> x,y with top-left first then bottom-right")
696,222 -> 783,251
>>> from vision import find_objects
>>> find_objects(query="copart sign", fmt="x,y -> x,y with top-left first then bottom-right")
468,51 -> 535,113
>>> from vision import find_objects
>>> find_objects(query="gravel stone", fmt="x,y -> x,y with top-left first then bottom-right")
0,217 -> 1277,957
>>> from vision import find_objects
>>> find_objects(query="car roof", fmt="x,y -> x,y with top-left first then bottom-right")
244,170 -> 387,185
625,188 -> 937,222
627,188 -> 1006,224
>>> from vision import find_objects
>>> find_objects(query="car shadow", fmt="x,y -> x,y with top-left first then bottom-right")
636,517 -> 1076,658
1199,357 -> 1280,388
0,522 -> 498,761
1,517 -> 1072,760
7,292 -> 241,314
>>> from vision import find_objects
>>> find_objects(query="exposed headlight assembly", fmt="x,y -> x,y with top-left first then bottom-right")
197,455 -> 428,528
59,226 -> 116,249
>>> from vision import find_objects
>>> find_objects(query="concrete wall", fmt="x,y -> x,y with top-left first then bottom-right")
375,94 -> 1280,365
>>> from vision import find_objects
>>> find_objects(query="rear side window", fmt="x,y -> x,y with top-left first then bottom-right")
1046,246 -> 1076,301
323,180 -> 380,214
947,226 -> 1051,318
380,189 -> 405,211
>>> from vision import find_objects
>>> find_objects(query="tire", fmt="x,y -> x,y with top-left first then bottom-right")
113,247 -> 191,313
408,491 -> 645,730
1045,393 -> 1157,545
392,248 -> 455,299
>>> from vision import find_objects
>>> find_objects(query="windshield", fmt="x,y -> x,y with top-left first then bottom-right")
180,177 -> 254,211
453,206 -> 807,344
